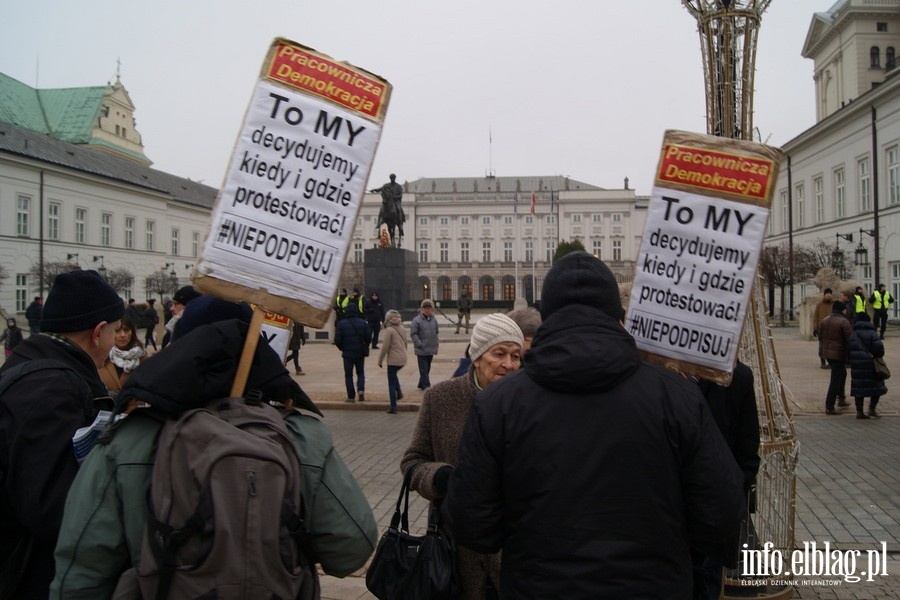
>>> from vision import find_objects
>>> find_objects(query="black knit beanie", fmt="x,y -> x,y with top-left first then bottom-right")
173,285 -> 202,305
539,251 -> 623,321
40,270 -> 124,332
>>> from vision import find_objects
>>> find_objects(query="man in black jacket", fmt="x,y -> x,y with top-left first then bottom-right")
0,269 -> 122,599
25,296 -> 43,334
444,252 -> 744,599
693,361 -> 761,599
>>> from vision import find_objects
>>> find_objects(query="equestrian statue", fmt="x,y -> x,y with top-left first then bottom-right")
371,173 -> 406,248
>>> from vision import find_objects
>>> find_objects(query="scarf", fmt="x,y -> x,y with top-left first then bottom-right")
109,346 -> 145,373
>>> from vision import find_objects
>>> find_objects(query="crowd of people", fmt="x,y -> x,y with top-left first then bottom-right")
813,284 -> 890,419
1,256 -> 891,599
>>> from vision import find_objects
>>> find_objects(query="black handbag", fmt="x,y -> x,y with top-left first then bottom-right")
366,469 -> 460,600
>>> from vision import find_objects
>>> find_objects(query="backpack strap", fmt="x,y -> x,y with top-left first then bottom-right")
0,359 -> 85,396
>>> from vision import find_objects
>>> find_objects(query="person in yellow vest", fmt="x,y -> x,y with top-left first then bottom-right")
853,287 -> 868,320
869,283 -> 894,340
334,288 -> 349,322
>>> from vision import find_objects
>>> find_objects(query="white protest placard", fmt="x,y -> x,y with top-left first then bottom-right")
193,39 -> 391,327
625,130 -> 782,384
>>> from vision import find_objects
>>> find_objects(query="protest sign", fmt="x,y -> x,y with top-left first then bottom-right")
260,311 -> 292,360
625,130 -> 782,384
193,38 -> 391,328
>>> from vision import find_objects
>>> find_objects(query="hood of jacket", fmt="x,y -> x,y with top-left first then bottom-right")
525,304 -> 640,394
117,319 -> 320,416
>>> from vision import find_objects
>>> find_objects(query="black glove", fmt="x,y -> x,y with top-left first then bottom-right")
813,329 -> 819,338
433,466 -> 453,496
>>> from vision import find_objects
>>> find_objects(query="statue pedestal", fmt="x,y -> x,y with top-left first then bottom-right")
364,248 -> 419,319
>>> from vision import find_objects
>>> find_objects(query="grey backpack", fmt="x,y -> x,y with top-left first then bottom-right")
137,394 -> 318,600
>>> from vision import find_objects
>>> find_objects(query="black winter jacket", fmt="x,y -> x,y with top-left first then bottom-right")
848,320 -> 888,398
444,304 -> 745,599
0,334 -> 112,599
334,305 -> 371,360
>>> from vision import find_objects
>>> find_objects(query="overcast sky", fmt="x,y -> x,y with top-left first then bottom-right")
2,1 -> 824,196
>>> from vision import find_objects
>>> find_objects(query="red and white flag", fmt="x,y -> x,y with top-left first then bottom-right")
530,192 -> 536,215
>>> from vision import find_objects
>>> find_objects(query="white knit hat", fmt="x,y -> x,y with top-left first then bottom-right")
469,313 -> 524,362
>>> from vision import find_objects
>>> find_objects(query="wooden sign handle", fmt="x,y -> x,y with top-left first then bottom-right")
230,305 -> 265,398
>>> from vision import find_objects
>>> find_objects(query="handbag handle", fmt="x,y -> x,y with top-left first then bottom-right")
391,468 -> 414,533
393,466 -> 448,536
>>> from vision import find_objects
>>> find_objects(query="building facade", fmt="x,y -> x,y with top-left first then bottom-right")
349,176 -> 648,307
767,0 -> 900,320
0,72 -> 216,317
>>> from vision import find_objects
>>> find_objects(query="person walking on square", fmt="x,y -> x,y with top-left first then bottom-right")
125,298 -> 142,332
848,312 -> 888,419
25,296 -> 43,335
820,300 -> 853,414
334,303 -> 370,403
812,288 -> 834,369
364,291 -> 385,349
284,321 -> 306,376
869,283 -> 893,340
411,299 -> 439,390
0,269 -> 123,598
402,313 -> 524,599
1,317 -> 25,358
142,299 -> 159,351
455,290 -> 472,334
378,309 -> 408,413
839,290 -> 856,325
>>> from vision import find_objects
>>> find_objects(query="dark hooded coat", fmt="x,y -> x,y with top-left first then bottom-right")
443,304 -> 745,599
848,319 -> 888,398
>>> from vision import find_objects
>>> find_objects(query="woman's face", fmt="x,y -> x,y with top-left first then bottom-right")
115,323 -> 135,349
473,342 -> 522,387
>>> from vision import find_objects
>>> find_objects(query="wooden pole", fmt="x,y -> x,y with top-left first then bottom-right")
230,305 -> 265,398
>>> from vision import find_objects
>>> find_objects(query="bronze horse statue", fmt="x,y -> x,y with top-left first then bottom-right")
376,198 -> 404,248
372,174 -> 405,248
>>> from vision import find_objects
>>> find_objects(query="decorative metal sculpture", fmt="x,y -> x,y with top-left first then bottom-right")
682,1 -> 797,598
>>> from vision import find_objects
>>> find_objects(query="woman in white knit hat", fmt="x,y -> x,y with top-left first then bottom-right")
400,313 -> 524,599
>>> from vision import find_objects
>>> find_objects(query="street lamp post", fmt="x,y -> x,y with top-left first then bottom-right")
855,228 -> 875,268
833,232 -> 853,279
93,255 -> 107,280
164,263 -> 177,294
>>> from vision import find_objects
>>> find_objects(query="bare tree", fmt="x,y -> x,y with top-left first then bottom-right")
339,260 -> 365,295
807,239 -> 852,278
105,267 -> 134,294
758,242 -> 817,325
144,269 -> 178,302
28,260 -> 78,292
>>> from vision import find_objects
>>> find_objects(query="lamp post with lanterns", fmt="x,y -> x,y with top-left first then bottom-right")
93,255 -> 107,280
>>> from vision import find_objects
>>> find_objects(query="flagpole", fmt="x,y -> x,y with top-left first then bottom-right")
514,192 -> 519,299
531,190 -> 536,302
